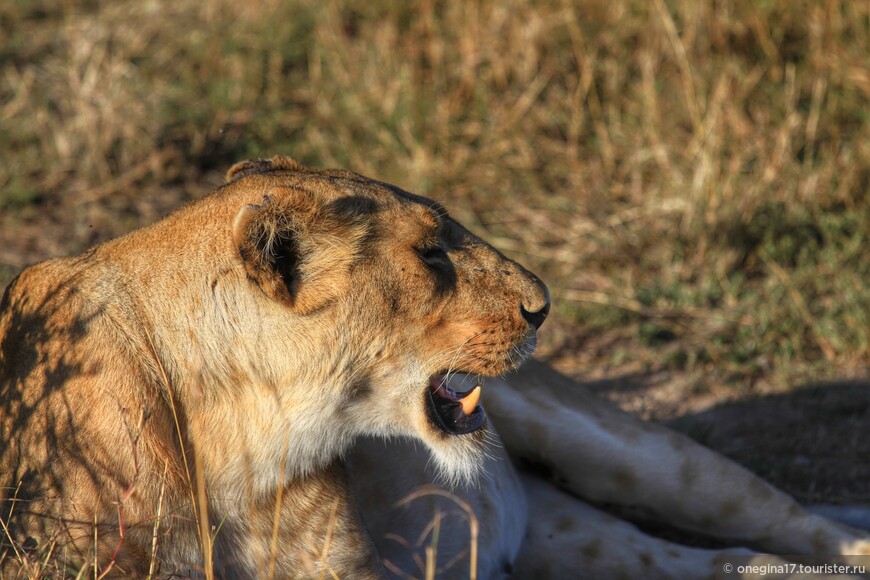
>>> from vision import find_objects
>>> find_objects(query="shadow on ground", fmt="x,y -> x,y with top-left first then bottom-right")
666,380 -> 870,507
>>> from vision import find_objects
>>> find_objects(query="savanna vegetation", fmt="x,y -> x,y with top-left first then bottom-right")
1,0 -> 869,503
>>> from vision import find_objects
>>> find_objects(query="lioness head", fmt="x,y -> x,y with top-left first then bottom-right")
216,156 -> 547,483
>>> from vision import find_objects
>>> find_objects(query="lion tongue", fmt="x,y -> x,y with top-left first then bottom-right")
458,385 -> 481,416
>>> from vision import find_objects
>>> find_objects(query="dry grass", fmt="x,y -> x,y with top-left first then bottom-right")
390,486 -> 480,580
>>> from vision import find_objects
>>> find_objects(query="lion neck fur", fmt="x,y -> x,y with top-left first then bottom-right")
95,189 -> 373,500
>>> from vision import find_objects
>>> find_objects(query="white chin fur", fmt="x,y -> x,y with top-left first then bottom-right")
424,427 -> 489,488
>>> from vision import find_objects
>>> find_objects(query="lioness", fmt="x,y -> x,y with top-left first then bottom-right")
1,156 -> 868,579
0,155 -> 548,577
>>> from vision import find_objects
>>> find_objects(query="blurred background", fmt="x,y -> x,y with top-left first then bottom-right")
1,0 -> 868,503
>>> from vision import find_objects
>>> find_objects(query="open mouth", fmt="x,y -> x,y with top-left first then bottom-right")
425,374 -> 486,435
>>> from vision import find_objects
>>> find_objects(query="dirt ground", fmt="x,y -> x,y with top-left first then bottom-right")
2,184 -> 868,510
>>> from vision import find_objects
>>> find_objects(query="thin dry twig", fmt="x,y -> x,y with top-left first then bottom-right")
141,324 -> 213,577
96,406 -> 148,580
317,497 -> 342,580
395,486 -> 479,580
267,433 -> 292,580
0,482 -> 24,565
147,461 -> 169,580
194,448 -> 214,580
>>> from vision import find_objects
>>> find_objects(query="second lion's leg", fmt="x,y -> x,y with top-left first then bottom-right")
485,362 -> 870,557
511,472 -> 821,580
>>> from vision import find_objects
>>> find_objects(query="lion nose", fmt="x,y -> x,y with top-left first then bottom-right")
520,292 -> 550,330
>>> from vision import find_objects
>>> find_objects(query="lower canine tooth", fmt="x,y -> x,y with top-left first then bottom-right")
459,385 -> 482,416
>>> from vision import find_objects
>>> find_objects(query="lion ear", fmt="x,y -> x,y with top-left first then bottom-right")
231,190 -> 353,314
226,155 -> 302,183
